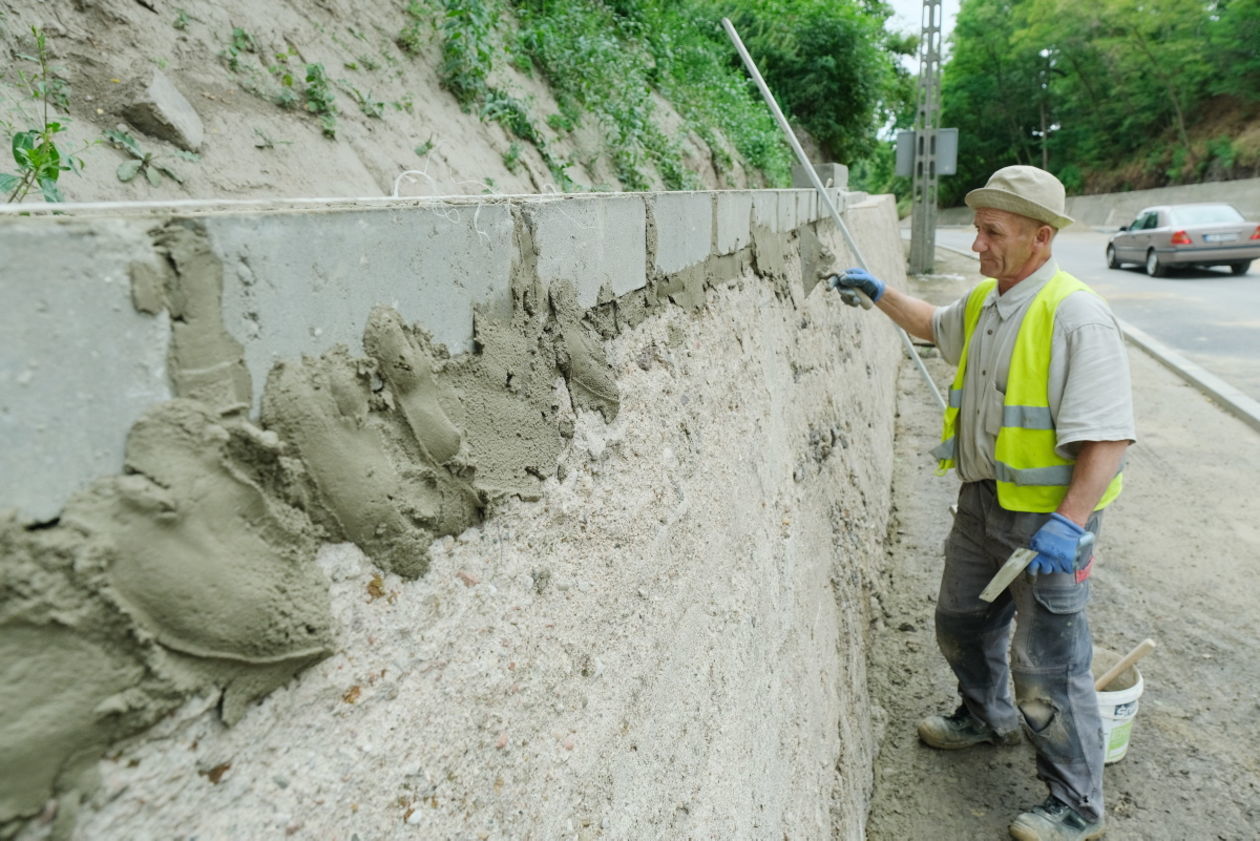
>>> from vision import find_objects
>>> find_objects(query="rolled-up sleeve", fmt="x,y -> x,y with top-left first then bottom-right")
932,296 -> 969,366
1050,295 -> 1137,457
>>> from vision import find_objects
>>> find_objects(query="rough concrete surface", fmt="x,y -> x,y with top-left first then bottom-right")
5,206 -> 906,841
1,191 -> 912,839
865,249 -> 1260,840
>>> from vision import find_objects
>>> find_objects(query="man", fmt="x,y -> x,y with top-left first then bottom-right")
830,165 -> 1134,841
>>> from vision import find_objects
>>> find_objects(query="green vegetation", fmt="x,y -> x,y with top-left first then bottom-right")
173,8 -> 201,31
502,140 -> 523,172
398,0 -> 909,191
505,0 -> 911,189
720,0 -> 915,163
105,128 -> 198,186
341,81 -> 385,119
303,63 -> 338,138
941,0 -> 1260,201
1,27 -> 88,203
218,31 -> 342,139
221,27 -> 258,73
400,0 -> 575,188
397,1 -> 431,56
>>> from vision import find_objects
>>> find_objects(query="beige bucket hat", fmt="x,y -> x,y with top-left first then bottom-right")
964,165 -> 1074,229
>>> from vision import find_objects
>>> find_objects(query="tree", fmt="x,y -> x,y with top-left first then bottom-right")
942,0 -> 1229,196
1209,0 -> 1260,101
719,0 -> 914,162
939,0 -> 1044,205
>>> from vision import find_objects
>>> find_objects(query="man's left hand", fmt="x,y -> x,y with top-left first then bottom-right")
1028,513 -> 1093,575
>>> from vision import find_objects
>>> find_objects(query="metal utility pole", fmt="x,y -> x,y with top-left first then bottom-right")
909,0 -> 944,275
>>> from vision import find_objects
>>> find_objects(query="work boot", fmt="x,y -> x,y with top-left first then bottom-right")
917,704 -> 1022,750
1009,795 -> 1106,840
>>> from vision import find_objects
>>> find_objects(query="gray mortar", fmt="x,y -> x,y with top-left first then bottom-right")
2,201 -> 627,833
1,194 -> 904,838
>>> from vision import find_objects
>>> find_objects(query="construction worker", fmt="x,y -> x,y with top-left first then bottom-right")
829,165 -> 1134,841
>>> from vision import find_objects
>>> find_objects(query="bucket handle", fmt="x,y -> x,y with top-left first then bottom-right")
1096,638 -> 1157,692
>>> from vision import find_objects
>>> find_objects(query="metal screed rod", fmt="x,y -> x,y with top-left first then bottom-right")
721,18 -> 946,411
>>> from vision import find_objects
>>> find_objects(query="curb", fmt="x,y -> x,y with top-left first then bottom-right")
1118,323 -> 1260,434
927,242 -> 1260,435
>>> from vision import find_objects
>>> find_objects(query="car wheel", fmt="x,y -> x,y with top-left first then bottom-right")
1106,244 -> 1121,269
1146,249 -> 1168,277
1231,260 -> 1251,276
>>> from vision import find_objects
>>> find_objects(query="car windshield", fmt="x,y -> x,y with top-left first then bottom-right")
1167,205 -> 1244,226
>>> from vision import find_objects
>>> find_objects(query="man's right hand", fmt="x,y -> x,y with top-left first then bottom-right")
827,267 -> 886,307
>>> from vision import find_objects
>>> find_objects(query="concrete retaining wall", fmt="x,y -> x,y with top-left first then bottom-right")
0,187 -> 908,840
938,176 -> 1260,229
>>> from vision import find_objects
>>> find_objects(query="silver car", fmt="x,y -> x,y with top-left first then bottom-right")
1106,203 -> 1260,277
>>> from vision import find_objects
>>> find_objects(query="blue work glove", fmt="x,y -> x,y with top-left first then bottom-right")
826,267 -> 886,307
1027,513 -> 1095,575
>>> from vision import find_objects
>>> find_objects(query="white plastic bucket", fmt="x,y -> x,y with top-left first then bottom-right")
1092,647 -> 1145,764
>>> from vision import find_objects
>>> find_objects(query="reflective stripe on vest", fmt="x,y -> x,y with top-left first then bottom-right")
935,270 -> 1124,513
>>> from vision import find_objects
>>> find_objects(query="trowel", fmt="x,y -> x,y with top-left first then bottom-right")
978,548 -> 1038,602
979,531 -> 1096,602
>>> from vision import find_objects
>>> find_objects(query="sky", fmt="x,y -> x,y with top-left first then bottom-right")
885,0 -> 961,61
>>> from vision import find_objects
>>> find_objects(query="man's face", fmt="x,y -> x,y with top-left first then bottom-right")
971,208 -> 1046,284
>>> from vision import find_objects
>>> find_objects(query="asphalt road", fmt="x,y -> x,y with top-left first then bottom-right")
932,226 -> 1260,404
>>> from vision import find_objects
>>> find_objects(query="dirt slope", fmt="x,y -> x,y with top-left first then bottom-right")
0,0 -> 744,204
865,249 -> 1260,840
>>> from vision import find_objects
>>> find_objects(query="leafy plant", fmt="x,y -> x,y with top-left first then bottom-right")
398,0 -> 434,56
437,0 -> 497,109
303,63 -> 338,138
221,27 -> 258,72
341,82 -> 385,118
104,128 -> 197,185
411,0 -> 574,188
415,137 -> 436,156
546,112 -> 576,133
502,141 -> 523,172
2,27 -> 88,203
173,8 -> 200,30
1206,136 -> 1237,171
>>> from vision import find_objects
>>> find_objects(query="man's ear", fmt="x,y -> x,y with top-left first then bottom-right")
1036,224 -> 1055,246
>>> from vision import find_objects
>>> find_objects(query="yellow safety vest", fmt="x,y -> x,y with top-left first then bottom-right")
935,270 -> 1123,513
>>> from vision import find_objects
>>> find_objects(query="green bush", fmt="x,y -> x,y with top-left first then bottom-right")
401,0 -> 905,190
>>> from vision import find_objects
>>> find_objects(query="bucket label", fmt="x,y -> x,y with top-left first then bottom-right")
1113,700 -> 1138,718
1107,720 -> 1132,755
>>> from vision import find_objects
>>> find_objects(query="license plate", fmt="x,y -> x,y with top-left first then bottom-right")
1204,233 -> 1239,242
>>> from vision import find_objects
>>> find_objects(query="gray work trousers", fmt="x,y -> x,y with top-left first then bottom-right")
936,480 -> 1105,822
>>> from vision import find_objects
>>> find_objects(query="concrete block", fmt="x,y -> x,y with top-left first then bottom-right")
797,191 -> 813,226
204,203 -> 515,409
528,195 -> 646,308
752,192 -> 780,232
715,191 -> 753,255
779,190 -> 802,232
651,192 -> 712,274
792,163 -> 848,191
122,70 -> 204,151
0,218 -> 172,522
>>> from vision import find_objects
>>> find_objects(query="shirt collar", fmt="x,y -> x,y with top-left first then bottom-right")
986,258 -> 1059,319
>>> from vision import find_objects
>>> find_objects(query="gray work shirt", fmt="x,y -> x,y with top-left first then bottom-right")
931,259 -> 1137,483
